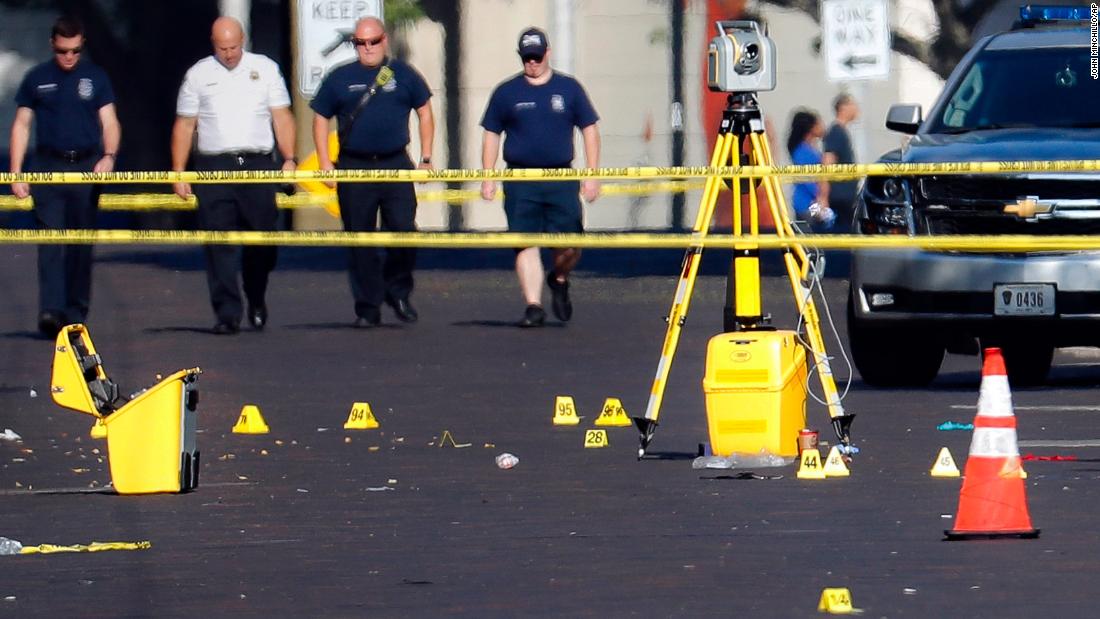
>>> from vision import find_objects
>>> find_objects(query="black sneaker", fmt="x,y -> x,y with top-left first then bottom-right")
212,321 -> 240,335
247,305 -> 268,330
518,304 -> 546,328
353,308 -> 382,329
386,297 -> 419,323
37,312 -> 63,337
546,273 -> 572,321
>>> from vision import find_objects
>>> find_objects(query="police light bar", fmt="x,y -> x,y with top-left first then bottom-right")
1018,4 -> 1092,24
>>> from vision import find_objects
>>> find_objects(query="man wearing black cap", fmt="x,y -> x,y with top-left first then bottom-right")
480,26 -> 601,328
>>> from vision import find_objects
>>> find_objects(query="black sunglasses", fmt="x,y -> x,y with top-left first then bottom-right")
521,54 -> 544,63
352,34 -> 385,48
53,46 -> 83,56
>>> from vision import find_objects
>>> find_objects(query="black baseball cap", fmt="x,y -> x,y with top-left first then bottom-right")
517,27 -> 549,59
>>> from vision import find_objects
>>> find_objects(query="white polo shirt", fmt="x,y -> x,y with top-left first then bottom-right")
176,51 -> 291,155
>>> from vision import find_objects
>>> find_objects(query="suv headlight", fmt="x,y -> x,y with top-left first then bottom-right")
864,177 -> 911,204
858,177 -> 914,234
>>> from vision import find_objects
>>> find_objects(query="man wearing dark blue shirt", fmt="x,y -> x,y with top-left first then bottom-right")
8,16 -> 121,337
311,16 -> 434,328
481,27 -> 601,328
822,93 -> 860,232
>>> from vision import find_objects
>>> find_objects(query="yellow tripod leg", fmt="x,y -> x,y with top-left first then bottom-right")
751,133 -> 854,448
635,132 -> 737,457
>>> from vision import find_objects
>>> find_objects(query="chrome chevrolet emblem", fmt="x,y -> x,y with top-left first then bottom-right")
1003,196 -> 1052,218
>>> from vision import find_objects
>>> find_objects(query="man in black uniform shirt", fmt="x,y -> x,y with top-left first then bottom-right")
8,16 -> 121,337
311,16 -> 434,328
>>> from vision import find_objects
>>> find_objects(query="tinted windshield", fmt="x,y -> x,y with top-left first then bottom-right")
926,46 -> 1100,133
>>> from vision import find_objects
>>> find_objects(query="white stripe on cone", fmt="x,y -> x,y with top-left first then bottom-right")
969,427 -> 1021,458
976,375 -> 1013,418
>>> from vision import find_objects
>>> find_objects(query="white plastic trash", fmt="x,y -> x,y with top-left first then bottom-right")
495,453 -> 519,469
0,537 -> 23,556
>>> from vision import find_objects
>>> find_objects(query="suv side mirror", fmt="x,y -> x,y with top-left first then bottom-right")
885,104 -> 922,134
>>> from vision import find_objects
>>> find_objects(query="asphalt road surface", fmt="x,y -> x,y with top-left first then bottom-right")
2,245 -> 1099,617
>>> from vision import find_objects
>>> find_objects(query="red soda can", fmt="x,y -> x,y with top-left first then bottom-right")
797,428 -> 819,454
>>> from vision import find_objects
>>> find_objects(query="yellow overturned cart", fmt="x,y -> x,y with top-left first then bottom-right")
50,324 -> 201,494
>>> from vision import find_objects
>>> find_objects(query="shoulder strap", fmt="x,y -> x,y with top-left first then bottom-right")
338,62 -> 394,144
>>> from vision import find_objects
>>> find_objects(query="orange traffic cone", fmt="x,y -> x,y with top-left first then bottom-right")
945,348 -> 1039,540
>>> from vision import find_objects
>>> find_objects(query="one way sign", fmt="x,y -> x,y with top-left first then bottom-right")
821,0 -> 890,81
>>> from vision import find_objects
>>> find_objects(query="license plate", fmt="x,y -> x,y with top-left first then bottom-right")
994,284 -> 1055,316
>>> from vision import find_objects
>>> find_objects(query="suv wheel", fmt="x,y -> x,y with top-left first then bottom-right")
993,341 -> 1054,387
847,296 -> 944,387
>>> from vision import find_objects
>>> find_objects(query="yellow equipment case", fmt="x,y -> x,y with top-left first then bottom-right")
51,324 -> 201,494
702,330 -> 807,457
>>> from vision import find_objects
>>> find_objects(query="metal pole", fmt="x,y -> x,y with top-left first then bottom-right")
444,4 -> 464,231
852,80 -> 870,164
552,0 -> 574,73
670,0 -> 685,231
219,0 -> 251,48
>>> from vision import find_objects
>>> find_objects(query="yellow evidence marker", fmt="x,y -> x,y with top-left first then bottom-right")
930,447 -> 961,478
594,397 -> 632,427
817,587 -> 856,614
553,395 -> 581,426
584,429 -> 609,448
823,446 -> 850,478
232,404 -> 270,434
343,402 -> 380,430
797,447 -> 826,480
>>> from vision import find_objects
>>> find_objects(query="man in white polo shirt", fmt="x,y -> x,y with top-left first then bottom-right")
170,16 -> 296,335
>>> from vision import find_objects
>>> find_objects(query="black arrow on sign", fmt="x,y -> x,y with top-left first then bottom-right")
843,55 -> 878,69
321,28 -> 354,57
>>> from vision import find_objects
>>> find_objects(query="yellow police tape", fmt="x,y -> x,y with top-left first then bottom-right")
0,181 -> 701,212
2,159 -> 1099,185
19,540 -> 151,554
3,229 -> 1100,252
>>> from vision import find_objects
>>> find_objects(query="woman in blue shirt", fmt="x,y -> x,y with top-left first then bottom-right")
786,110 -> 835,231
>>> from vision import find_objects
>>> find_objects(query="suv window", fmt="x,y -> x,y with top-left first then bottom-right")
927,46 -> 1100,133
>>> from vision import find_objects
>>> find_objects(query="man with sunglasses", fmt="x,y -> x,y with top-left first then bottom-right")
171,16 -> 297,335
311,17 -> 434,329
480,27 -> 601,328
8,15 -> 120,337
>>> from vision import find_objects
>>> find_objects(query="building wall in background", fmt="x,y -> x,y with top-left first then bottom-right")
400,0 -> 952,231
1,1 -> 1020,231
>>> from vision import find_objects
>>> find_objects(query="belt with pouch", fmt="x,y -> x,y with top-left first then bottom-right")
199,151 -> 273,166
37,147 -> 98,163
339,148 -> 407,161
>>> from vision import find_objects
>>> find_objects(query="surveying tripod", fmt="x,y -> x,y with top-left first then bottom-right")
633,93 -> 856,458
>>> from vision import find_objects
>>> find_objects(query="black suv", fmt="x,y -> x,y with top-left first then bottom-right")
848,7 -> 1100,386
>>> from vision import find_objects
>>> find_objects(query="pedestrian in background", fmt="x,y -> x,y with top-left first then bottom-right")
786,109 -> 834,232
8,15 -> 120,337
480,26 -> 601,328
823,93 -> 860,231
171,16 -> 296,335
311,16 -> 434,328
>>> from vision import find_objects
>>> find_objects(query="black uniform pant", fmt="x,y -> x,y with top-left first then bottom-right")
193,153 -> 279,325
31,153 -> 99,324
336,152 -> 417,318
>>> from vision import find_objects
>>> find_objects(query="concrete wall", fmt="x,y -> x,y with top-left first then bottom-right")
2,0 -> 952,230
0,8 -> 58,173
395,0 -> 951,231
